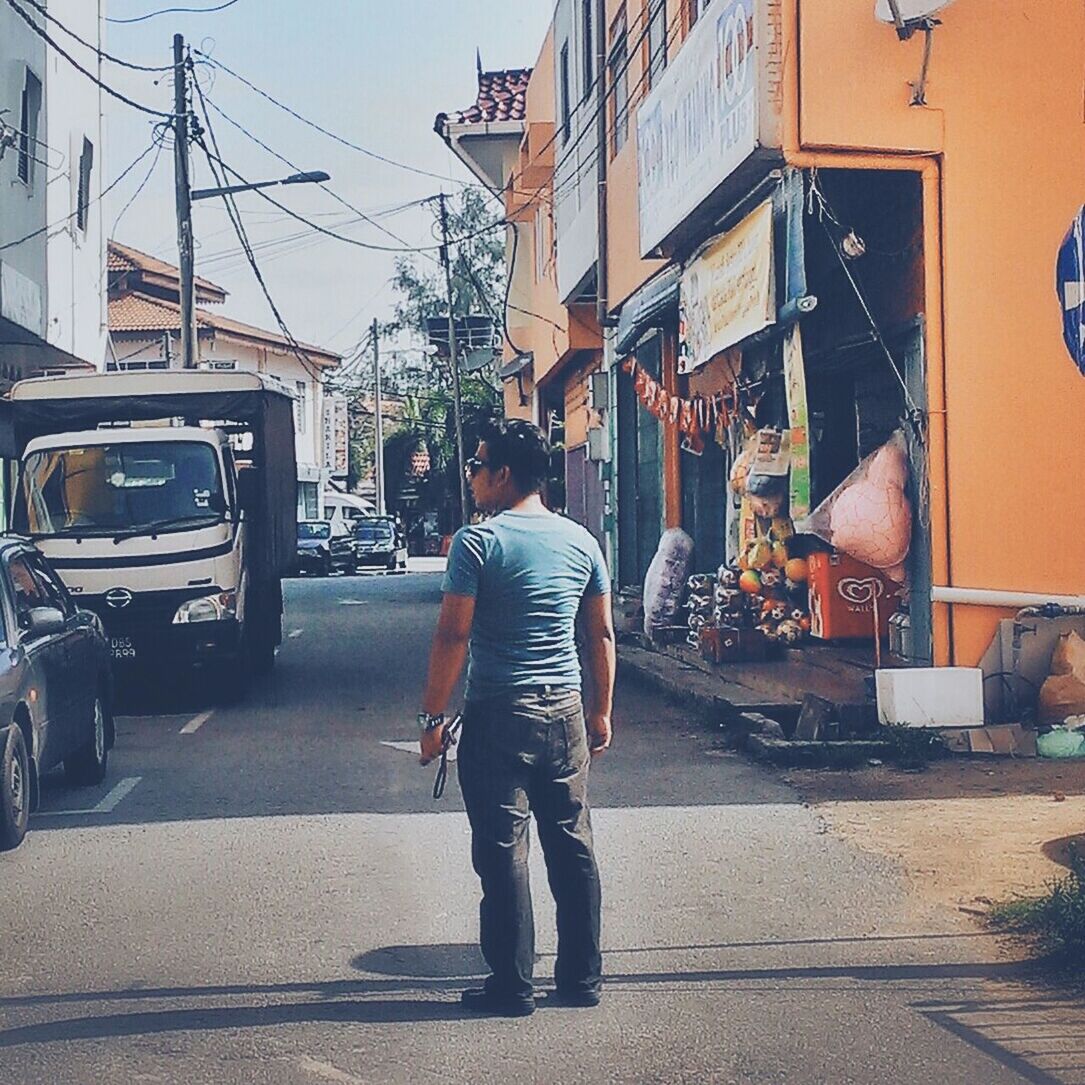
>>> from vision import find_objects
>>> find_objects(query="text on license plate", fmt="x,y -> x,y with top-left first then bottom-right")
110,637 -> 137,660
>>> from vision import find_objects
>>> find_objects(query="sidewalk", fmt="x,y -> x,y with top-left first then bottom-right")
618,638 -> 1085,915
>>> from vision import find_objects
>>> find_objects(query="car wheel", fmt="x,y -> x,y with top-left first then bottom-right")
64,695 -> 109,788
1,726 -> 29,852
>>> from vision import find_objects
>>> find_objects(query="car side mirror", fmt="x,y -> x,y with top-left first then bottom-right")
24,606 -> 66,639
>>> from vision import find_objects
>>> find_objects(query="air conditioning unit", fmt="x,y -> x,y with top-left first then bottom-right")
199,359 -> 238,371
587,425 -> 610,463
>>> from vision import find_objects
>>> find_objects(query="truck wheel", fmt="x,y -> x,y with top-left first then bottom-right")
64,695 -> 109,787
1,726 -> 30,851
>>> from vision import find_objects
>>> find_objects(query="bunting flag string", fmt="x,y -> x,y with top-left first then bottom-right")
622,355 -> 740,453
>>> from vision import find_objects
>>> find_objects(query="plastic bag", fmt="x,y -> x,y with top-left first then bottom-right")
798,430 -> 912,578
1039,631 -> 1085,724
643,528 -> 694,639
1037,726 -> 1085,759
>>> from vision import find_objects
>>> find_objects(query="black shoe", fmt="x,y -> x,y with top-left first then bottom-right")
548,986 -> 602,1007
460,987 -> 536,1017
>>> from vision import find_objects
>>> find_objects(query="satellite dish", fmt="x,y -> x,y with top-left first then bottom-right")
461,347 -> 499,374
875,0 -> 953,24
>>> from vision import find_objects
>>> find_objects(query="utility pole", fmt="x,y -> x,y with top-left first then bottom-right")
372,318 -> 386,517
173,34 -> 197,368
437,192 -> 468,526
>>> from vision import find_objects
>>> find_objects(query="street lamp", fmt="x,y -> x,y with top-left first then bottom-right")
190,171 -> 331,203
176,164 -> 330,368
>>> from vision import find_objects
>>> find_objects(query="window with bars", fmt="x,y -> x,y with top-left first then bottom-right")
76,139 -> 94,233
647,0 -> 668,89
17,68 -> 42,186
608,7 -> 629,157
581,0 -> 594,103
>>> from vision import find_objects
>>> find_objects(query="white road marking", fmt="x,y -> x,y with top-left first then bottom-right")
338,600 -> 369,606
180,710 -> 213,735
288,628 -> 304,638
381,739 -> 457,762
38,776 -> 142,817
296,1057 -> 369,1085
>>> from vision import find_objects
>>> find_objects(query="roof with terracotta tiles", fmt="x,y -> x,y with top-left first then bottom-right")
108,292 -> 340,366
108,239 -> 228,304
445,67 -> 531,125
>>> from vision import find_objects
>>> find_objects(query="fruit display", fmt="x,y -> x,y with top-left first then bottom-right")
683,531 -> 816,660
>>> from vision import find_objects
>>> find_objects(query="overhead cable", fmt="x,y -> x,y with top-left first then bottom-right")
4,0 -> 176,117
0,137 -> 161,252
108,0 -> 241,24
15,0 -> 173,71
192,48 -> 480,189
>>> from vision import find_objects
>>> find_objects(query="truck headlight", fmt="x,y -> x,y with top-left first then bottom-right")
172,591 -> 237,624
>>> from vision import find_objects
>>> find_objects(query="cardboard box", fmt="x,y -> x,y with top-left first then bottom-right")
876,667 -> 984,728
807,550 -> 902,641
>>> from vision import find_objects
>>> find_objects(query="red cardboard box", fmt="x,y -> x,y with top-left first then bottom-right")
807,550 -> 902,641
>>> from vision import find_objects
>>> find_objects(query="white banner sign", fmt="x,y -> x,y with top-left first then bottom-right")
679,200 -> 774,374
637,0 -> 759,256
323,395 -> 349,477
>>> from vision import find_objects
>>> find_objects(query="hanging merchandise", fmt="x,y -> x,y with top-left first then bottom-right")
745,428 -> 791,519
783,326 -> 811,521
799,431 -> 913,582
623,356 -> 738,455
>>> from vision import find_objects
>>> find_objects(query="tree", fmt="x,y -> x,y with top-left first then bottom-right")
330,189 -> 505,530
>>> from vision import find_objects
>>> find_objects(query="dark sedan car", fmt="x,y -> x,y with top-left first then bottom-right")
1,539 -> 115,852
353,517 -> 408,573
296,520 -> 355,576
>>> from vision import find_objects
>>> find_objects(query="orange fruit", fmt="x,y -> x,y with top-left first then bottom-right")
738,570 -> 762,595
784,558 -> 808,583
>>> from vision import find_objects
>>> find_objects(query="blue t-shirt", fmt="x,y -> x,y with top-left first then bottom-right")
442,509 -> 611,700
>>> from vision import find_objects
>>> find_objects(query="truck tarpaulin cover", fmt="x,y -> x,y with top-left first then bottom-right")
2,374 -> 298,580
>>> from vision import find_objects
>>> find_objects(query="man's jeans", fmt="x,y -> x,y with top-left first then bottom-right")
457,687 -> 602,999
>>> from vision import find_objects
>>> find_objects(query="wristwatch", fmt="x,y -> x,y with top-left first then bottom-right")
417,712 -> 445,733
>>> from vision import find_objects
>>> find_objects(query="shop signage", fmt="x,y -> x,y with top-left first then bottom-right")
323,394 -> 349,477
637,0 -> 760,257
783,325 -> 810,520
1056,205 -> 1085,376
679,200 -> 774,374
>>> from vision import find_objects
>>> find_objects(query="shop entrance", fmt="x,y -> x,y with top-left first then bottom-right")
617,331 -> 663,588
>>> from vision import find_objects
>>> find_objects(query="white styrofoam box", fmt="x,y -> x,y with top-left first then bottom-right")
876,667 -> 985,729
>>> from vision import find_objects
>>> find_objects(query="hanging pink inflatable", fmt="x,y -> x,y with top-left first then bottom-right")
801,431 -> 912,581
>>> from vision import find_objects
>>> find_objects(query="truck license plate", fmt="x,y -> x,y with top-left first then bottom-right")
110,637 -> 136,660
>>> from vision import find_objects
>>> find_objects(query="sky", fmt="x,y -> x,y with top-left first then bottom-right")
101,1 -> 553,364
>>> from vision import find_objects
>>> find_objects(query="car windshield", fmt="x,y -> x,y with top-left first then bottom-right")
298,522 -> 331,540
355,521 -> 394,542
14,440 -> 226,539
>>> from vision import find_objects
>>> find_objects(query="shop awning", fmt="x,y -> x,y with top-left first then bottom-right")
615,265 -> 681,358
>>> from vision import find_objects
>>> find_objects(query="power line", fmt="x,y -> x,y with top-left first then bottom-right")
15,0 -> 173,71
191,89 -> 331,385
108,0 -> 241,23
111,125 -> 171,235
0,137 -> 161,252
200,94 -> 428,254
192,48 -> 482,189
3,0 -> 176,118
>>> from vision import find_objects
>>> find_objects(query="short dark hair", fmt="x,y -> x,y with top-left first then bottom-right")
478,418 -> 550,494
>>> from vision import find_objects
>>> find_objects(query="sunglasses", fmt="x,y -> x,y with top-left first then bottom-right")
465,456 -> 491,478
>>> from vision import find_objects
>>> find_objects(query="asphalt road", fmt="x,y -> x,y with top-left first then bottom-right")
0,563 -> 1067,1084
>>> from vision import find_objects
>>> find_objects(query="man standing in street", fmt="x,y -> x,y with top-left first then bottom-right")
419,418 -> 615,1018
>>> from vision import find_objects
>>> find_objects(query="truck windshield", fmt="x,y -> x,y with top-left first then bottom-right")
15,441 -> 226,539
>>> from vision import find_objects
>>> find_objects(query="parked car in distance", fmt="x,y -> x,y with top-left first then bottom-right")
353,516 -> 408,573
295,520 -> 355,577
1,538 -> 115,852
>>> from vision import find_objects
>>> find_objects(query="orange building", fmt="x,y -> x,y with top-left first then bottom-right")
439,0 -> 1085,692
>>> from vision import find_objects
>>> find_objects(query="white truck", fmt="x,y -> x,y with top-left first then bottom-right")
3,370 -> 297,695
